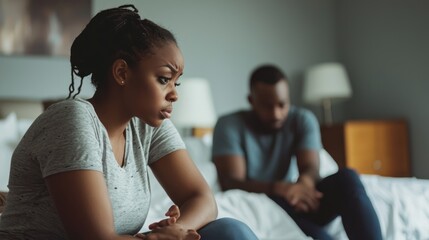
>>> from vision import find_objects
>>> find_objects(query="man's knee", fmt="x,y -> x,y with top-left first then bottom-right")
335,168 -> 365,193
334,167 -> 359,181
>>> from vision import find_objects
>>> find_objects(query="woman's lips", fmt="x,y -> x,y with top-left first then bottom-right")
160,108 -> 172,119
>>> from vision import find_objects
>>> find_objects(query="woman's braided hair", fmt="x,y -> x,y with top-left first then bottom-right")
68,4 -> 176,99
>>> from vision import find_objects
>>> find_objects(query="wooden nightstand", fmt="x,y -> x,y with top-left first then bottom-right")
321,120 -> 411,177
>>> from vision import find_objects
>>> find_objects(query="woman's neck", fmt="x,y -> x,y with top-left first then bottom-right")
88,91 -> 130,139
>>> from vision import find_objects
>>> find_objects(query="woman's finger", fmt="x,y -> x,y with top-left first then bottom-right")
186,229 -> 201,240
165,205 -> 180,218
148,217 -> 177,230
133,233 -> 147,239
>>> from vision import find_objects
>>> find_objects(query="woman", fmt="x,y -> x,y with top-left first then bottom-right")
0,5 -> 258,240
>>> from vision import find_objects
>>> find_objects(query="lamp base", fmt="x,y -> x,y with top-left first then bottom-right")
322,98 -> 333,125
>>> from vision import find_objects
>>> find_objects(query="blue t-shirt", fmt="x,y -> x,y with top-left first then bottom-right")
212,106 -> 322,181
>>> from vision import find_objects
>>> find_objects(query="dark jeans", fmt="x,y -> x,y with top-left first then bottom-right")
270,168 -> 382,240
198,217 -> 259,240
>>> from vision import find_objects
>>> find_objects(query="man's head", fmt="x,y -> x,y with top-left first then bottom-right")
248,65 -> 290,131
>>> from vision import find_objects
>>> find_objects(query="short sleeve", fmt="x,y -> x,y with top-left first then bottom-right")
296,109 -> 322,151
30,101 -> 103,178
212,114 -> 244,157
148,119 -> 185,164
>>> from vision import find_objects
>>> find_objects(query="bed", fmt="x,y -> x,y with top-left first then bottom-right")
1,100 -> 429,240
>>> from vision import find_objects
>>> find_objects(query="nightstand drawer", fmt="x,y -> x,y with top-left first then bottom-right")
321,120 -> 411,177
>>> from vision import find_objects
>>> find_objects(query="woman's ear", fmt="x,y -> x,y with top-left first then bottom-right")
111,59 -> 129,86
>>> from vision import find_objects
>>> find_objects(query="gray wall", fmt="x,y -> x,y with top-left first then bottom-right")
4,1 -> 427,177
336,1 -> 429,178
94,0 -> 338,115
0,0 -> 337,115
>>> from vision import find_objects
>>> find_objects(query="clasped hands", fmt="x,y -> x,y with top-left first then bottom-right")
134,205 -> 200,240
273,175 -> 323,213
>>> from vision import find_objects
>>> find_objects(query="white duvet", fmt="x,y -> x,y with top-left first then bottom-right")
143,137 -> 429,240
2,116 -> 429,239
145,172 -> 429,240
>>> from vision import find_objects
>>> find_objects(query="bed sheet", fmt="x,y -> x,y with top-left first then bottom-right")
146,171 -> 429,240
326,175 -> 429,240
145,137 -> 429,240
145,168 -> 311,240
2,114 -> 429,239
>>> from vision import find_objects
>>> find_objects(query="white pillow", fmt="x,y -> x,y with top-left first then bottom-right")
0,113 -> 18,144
0,114 -> 35,192
319,149 -> 340,177
17,118 -> 34,139
286,149 -> 339,182
0,145 -> 13,192
0,113 -> 19,192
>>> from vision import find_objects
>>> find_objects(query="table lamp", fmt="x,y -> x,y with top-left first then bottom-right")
303,62 -> 352,125
171,78 -> 216,137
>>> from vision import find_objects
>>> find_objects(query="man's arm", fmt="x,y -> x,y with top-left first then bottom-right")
214,153 -> 322,213
296,149 -> 321,185
213,155 -> 291,195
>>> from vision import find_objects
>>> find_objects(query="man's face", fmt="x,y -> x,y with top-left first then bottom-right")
248,80 -> 290,130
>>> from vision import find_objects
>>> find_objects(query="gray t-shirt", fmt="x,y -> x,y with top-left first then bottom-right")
0,98 -> 185,239
212,106 -> 322,181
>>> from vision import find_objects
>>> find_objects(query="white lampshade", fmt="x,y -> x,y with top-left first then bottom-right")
171,78 -> 216,128
303,62 -> 352,105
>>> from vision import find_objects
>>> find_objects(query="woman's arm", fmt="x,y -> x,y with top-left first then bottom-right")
45,170 -> 141,240
150,149 -> 217,230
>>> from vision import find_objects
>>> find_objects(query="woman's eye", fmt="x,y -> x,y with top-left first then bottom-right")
174,82 -> 181,87
158,77 -> 170,85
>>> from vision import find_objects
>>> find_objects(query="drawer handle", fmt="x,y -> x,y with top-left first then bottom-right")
374,160 -> 382,171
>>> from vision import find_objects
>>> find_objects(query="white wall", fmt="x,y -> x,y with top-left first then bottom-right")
0,0 -> 337,116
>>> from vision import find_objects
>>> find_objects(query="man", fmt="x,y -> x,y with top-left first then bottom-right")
212,65 -> 382,240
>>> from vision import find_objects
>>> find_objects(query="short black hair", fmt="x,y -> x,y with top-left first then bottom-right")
68,4 -> 177,98
249,64 -> 288,91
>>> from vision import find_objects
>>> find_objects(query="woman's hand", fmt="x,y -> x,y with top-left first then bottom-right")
135,224 -> 200,240
135,205 -> 200,240
148,205 -> 180,230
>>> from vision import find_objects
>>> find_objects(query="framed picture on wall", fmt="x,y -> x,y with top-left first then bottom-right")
0,0 -> 91,57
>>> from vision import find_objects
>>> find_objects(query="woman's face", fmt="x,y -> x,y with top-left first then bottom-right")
123,42 -> 184,127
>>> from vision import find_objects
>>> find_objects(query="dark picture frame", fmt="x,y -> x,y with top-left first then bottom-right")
0,0 -> 91,57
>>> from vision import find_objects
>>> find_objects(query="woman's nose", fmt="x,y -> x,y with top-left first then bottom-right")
168,88 -> 178,102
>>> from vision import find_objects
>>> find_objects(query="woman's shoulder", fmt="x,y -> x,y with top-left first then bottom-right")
44,98 -> 94,116
29,98 -> 98,135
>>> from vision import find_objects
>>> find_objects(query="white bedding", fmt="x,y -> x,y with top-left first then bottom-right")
143,137 -> 429,240
1,111 -> 429,239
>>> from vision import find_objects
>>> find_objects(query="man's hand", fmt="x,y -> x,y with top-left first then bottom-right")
135,205 -> 201,240
273,177 -> 323,213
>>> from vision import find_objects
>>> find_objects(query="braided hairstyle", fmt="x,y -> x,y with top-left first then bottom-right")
68,4 -> 177,99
